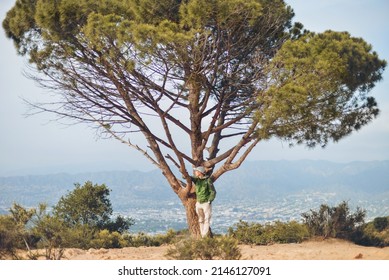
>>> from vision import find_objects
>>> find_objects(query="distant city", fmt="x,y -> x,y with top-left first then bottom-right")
122,192 -> 389,234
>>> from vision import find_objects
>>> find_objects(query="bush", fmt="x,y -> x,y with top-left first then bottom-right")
166,236 -> 241,260
266,221 -> 310,244
0,182 -> 137,257
32,206 -> 67,259
39,181 -> 134,250
1,204 -> 42,259
227,220 -> 264,245
353,217 -> 389,247
104,215 -> 134,234
123,229 -> 178,247
54,181 -> 133,233
90,230 -> 127,249
228,220 -> 309,245
0,215 -> 23,259
373,217 -> 388,232
301,201 -> 365,240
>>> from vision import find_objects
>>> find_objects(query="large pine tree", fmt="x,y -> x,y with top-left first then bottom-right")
3,0 -> 386,235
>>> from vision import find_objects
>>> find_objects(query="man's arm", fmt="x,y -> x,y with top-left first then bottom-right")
208,179 -> 216,203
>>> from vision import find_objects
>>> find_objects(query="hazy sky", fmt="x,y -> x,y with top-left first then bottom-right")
1,0 -> 388,176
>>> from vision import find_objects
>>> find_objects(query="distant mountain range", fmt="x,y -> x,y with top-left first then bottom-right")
217,160 -> 389,197
1,160 -> 389,214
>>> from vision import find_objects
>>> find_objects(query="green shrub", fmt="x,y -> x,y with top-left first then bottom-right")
228,220 -> 309,245
227,220 -> 264,245
0,182 -> 137,255
0,215 -> 23,259
61,224 -> 97,249
90,230 -> 127,249
32,206 -> 67,259
266,221 -> 310,244
104,215 -> 134,234
353,217 -> 389,247
0,204 -> 50,259
166,236 -> 241,260
54,181 -> 133,233
301,201 -> 365,240
123,229 -> 178,247
33,182 -> 134,251
373,217 -> 388,232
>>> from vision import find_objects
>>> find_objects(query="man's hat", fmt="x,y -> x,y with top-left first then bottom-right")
194,166 -> 206,174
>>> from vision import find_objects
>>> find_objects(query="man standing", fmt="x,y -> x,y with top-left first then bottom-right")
191,166 -> 216,237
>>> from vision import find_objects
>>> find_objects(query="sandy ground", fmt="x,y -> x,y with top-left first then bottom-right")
53,239 -> 388,260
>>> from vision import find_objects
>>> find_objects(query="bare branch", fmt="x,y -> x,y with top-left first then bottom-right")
212,137 -> 260,181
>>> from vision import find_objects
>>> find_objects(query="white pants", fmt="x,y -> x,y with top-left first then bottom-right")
196,202 -> 212,237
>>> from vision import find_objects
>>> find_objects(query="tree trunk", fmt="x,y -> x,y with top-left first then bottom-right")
181,194 -> 201,237
180,192 -> 216,238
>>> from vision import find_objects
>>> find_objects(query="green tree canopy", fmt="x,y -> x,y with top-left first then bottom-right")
54,181 -> 132,233
54,181 -> 112,228
3,0 -> 386,235
259,30 -> 384,147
